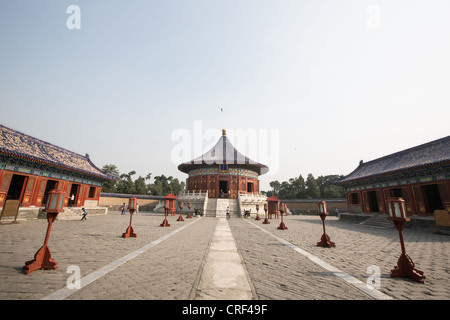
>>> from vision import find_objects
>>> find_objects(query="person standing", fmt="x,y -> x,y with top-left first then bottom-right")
121,203 -> 126,215
226,206 -> 230,219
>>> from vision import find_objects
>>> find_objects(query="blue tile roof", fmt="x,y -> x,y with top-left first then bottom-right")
0,124 -> 117,180
178,130 -> 269,175
336,135 -> 450,184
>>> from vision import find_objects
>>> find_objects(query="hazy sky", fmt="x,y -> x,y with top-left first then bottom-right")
1,0 -> 449,191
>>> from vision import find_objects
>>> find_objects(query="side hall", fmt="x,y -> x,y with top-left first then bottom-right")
0,125 -> 117,220
335,135 -> 450,217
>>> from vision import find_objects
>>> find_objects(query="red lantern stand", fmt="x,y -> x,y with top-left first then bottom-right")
186,202 -> 192,218
277,203 -> 288,230
23,190 -> 65,274
255,204 -> 260,220
387,197 -> 425,283
161,193 -> 177,227
267,195 -> 280,220
316,201 -> 335,248
122,197 -> 137,238
171,197 -> 177,216
177,201 -> 184,221
262,203 -> 270,224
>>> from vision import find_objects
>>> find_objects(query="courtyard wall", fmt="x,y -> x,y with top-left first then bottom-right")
99,193 -> 163,211
281,198 -> 347,215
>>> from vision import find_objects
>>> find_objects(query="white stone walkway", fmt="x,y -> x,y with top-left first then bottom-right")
195,218 -> 253,300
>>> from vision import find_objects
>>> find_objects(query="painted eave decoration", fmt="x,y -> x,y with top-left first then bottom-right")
0,124 -> 118,181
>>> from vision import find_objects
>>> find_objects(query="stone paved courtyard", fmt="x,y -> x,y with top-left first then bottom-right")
0,211 -> 448,301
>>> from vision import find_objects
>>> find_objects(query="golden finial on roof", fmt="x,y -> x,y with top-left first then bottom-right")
222,129 -> 226,136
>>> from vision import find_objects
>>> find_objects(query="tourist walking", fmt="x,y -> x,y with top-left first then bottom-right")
121,203 -> 126,215
81,207 -> 88,221
226,206 -> 230,219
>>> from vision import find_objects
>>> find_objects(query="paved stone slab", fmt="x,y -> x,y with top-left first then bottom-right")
194,218 -> 253,300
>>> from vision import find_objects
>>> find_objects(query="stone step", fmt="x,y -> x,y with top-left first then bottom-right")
360,214 -> 394,228
38,207 -> 108,220
203,198 -> 240,217
204,198 -> 217,217
215,199 -> 229,218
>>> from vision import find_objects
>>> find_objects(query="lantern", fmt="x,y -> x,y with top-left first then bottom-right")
161,193 -> 178,227
128,197 -> 137,211
386,198 -> 425,283
263,202 -> 269,224
386,197 -> 408,221
23,189 -> 65,274
122,197 -> 137,238
277,202 -> 287,230
317,201 -> 328,215
186,202 -> 192,219
45,189 -> 65,214
316,201 -> 335,247
177,201 -> 184,221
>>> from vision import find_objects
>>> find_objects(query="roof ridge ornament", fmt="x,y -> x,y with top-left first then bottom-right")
222,128 -> 226,136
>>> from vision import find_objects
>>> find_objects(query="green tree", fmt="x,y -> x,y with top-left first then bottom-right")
169,177 -> 185,195
276,175 -> 306,199
149,179 -> 163,195
152,175 -> 170,195
265,173 -> 344,199
305,173 -> 320,199
101,164 -> 119,193
116,171 -> 136,194
317,175 -> 346,198
149,175 -> 185,196
278,181 -> 292,199
145,173 -> 152,194
293,174 -> 306,198
134,176 -> 147,195
269,180 -> 281,196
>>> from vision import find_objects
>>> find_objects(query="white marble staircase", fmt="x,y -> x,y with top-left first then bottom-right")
227,199 -> 240,217
216,199 -> 229,218
203,198 -> 240,218
204,198 -> 217,217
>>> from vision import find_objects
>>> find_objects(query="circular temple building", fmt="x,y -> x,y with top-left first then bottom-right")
178,129 -> 268,199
